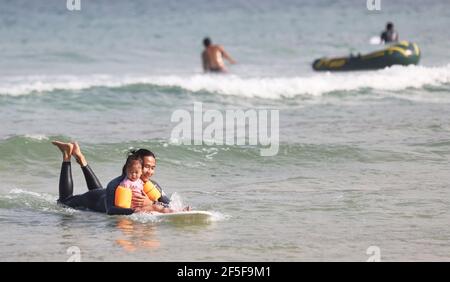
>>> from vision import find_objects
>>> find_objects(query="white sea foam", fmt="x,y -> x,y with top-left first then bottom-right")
1,64 -> 449,99
8,188 -> 56,203
23,134 -> 49,141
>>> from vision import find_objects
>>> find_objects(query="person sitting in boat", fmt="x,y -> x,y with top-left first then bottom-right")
380,22 -> 399,44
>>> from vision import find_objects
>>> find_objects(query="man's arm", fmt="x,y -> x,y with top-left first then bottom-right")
219,46 -> 236,64
393,32 -> 399,41
131,191 -> 153,209
380,32 -> 386,44
134,203 -> 173,213
151,180 -> 171,205
105,175 -> 134,215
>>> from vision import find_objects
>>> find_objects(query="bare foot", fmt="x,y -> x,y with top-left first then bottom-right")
51,141 -> 73,162
71,142 -> 87,167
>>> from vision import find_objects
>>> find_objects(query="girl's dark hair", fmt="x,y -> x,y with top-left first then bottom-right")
121,149 -> 156,176
122,154 -> 143,176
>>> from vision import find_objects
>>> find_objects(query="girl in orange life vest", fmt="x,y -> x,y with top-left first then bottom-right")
114,155 -> 145,209
114,152 -> 174,213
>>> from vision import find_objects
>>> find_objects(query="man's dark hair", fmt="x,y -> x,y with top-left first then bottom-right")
386,22 -> 394,30
131,148 -> 156,159
203,37 -> 211,47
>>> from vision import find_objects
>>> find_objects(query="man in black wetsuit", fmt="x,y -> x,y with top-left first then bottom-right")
52,141 -> 172,215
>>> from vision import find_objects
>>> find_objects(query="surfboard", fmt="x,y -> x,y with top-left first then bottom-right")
150,210 -> 214,223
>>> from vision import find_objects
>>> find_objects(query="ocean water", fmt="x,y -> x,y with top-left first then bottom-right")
1,0 -> 450,261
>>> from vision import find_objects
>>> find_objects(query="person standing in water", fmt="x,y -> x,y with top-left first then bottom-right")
201,37 -> 236,73
380,22 -> 399,44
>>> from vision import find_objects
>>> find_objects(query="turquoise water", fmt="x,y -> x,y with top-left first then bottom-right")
1,0 -> 450,261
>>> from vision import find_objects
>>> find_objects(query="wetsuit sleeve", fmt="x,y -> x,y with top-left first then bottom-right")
151,180 -> 171,205
105,175 -> 134,215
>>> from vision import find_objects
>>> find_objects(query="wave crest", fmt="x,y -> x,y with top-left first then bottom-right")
1,64 -> 450,98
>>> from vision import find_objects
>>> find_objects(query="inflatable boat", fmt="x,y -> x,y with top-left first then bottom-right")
312,41 -> 420,71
